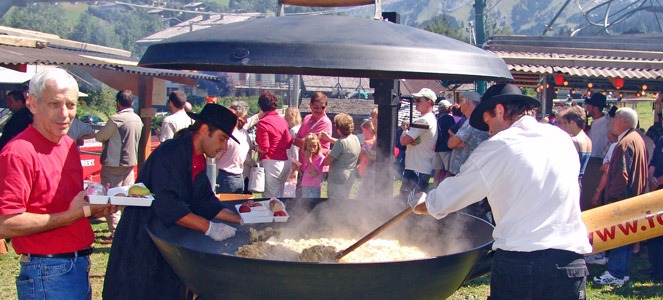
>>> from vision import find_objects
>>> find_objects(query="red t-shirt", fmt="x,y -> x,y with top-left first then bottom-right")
191,136 -> 206,182
0,125 -> 93,255
256,111 -> 291,161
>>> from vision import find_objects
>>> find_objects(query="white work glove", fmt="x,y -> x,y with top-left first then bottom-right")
205,222 -> 237,242
407,192 -> 427,213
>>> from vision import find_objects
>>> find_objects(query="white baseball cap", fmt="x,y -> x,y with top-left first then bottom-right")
412,88 -> 437,102
438,99 -> 452,107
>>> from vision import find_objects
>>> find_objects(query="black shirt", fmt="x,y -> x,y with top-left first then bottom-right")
434,114 -> 456,152
0,107 -> 33,151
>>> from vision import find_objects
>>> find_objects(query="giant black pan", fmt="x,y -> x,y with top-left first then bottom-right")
146,198 -> 495,300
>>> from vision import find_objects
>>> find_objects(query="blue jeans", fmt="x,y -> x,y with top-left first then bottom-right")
399,169 -> 431,202
216,169 -> 244,194
17,255 -> 91,300
489,249 -> 588,300
301,186 -> 321,198
648,236 -> 663,281
607,244 -> 634,279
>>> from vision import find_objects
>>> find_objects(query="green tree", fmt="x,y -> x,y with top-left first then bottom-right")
70,13 -> 121,49
83,85 -> 118,120
418,14 -> 467,42
0,4 -> 70,38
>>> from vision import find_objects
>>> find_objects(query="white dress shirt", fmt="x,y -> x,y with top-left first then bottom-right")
160,110 -> 192,142
426,116 -> 592,254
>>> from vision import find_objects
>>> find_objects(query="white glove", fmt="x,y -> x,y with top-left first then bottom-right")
205,222 -> 237,242
407,192 -> 427,213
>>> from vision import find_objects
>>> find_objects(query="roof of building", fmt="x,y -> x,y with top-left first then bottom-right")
0,38 -> 216,82
301,75 -> 449,97
484,34 -> 663,91
137,13 -> 261,44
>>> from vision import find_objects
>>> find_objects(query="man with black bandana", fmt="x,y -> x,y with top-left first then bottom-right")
410,84 -> 591,299
103,104 -> 242,300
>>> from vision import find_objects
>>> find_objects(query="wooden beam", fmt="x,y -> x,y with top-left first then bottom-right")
137,75 -> 153,169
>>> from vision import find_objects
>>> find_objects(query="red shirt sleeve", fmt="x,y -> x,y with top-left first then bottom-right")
0,153 -> 31,215
256,121 -> 270,154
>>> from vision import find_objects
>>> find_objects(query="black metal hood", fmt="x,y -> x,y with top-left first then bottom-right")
139,14 -> 512,81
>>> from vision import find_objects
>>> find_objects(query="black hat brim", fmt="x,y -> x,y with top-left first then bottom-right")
469,94 -> 540,132
187,111 -> 240,144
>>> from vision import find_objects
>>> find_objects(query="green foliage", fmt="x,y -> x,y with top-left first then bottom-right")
86,6 -> 163,56
228,0 -> 275,13
418,14 -> 468,42
78,85 -> 118,120
1,4 -> 71,38
70,13 -> 122,49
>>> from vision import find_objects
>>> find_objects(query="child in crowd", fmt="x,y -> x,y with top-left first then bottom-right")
357,120 -> 376,178
284,107 -> 302,197
300,133 -> 325,198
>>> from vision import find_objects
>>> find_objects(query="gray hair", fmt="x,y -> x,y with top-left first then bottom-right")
459,91 -> 481,105
615,107 -> 638,129
29,68 -> 79,101
229,100 -> 249,117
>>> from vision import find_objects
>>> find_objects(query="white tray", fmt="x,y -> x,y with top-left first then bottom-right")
107,184 -> 154,207
87,183 -> 153,207
236,200 -> 289,224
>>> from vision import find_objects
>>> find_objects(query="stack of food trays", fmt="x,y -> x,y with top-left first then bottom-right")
236,198 -> 288,224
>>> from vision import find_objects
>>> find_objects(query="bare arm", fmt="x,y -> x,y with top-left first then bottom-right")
0,191 -> 114,239
323,154 -> 335,166
400,131 -> 415,146
175,213 -> 211,233
591,164 -> 610,206
214,208 -> 241,224
447,136 -> 465,149
175,208 -> 240,234
319,131 -> 337,144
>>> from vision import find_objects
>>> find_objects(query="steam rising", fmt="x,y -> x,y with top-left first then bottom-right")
267,158 -> 489,261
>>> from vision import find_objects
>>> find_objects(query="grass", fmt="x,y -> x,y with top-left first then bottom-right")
2,222 -> 663,299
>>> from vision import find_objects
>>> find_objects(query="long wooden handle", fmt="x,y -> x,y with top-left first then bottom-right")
336,208 -> 413,261
281,0 -> 374,7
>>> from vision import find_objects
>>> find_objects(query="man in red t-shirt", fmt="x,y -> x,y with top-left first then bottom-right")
0,68 -> 116,300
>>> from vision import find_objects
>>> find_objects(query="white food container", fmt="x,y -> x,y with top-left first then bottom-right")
108,183 -> 154,207
236,200 -> 289,224
87,195 -> 109,205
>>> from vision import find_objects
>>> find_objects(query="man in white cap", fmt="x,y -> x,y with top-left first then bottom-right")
410,84 -> 591,299
399,88 -> 438,200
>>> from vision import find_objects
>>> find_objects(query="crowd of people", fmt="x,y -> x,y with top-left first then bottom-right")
1,67 -> 662,299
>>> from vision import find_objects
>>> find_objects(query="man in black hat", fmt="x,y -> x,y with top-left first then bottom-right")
410,84 -> 591,299
103,103 -> 242,300
585,93 -> 611,158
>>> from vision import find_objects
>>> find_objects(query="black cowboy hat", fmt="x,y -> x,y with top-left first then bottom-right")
187,103 -> 239,143
585,93 -> 607,108
469,83 -> 540,131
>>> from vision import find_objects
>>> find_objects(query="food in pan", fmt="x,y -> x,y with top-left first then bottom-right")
235,238 -> 428,263
273,211 -> 287,217
249,227 -> 280,242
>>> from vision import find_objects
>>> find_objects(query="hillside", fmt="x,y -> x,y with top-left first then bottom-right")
367,0 -> 661,38
1,0 -> 660,57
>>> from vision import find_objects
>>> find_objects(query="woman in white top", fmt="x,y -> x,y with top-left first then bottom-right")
215,101 -> 251,194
